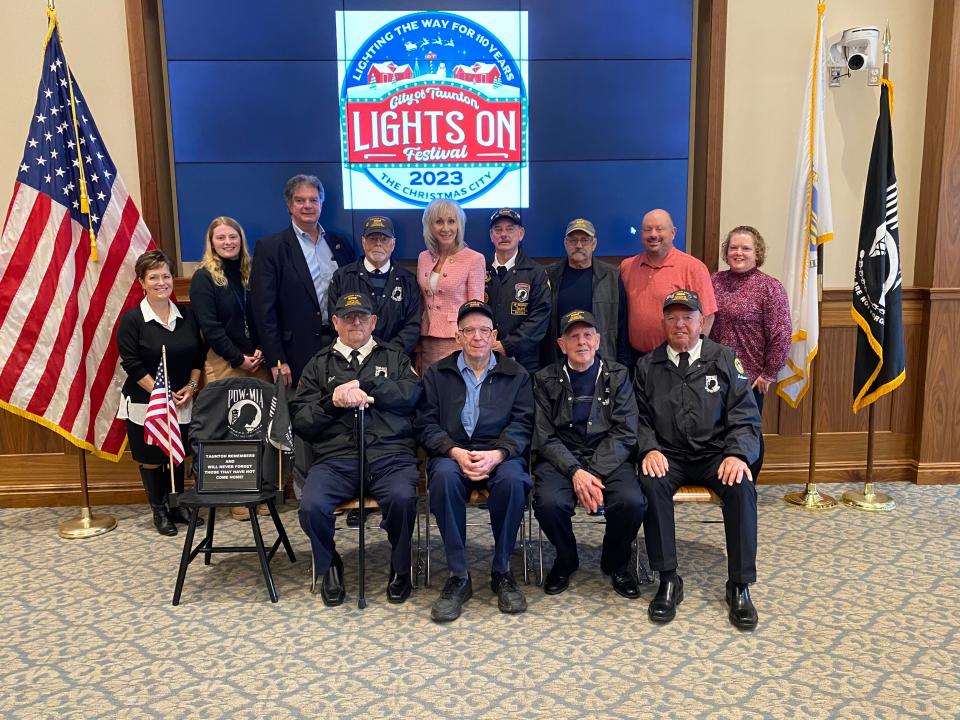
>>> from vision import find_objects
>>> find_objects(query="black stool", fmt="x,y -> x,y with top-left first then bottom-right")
172,489 -> 296,605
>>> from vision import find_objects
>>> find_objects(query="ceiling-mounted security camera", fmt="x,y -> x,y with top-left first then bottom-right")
827,26 -> 881,86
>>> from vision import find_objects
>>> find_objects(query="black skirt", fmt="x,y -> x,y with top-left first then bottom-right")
126,420 -> 191,465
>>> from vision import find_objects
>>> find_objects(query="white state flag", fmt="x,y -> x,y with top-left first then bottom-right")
777,2 -> 834,408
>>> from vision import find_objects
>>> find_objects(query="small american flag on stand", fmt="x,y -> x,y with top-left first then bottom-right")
0,11 -> 154,460
144,359 -> 184,465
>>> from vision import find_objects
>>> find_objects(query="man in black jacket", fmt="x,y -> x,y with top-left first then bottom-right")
415,300 -> 534,622
533,310 -> 646,598
542,219 -> 631,368
250,174 -> 356,387
634,289 -> 761,629
290,292 -> 421,607
327,216 -> 420,359
485,208 -> 551,375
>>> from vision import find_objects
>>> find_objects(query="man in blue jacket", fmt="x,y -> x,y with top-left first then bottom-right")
415,300 -> 534,622
250,174 -> 356,387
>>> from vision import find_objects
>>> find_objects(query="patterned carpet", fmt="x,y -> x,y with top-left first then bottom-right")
2,482 -> 958,719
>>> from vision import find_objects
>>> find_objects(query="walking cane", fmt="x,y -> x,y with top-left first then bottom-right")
355,398 -> 374,610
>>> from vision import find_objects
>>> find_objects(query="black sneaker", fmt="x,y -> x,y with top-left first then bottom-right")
491,571 -> 527,614
431,575 -> 472,622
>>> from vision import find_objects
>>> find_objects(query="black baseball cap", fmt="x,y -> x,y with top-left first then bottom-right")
333,292 -> 375,316
662,289 -> 702,312
489,208 -> 522,227
559,309 -> 598,336
457,299 -> 495,325
362,215 -> 395,238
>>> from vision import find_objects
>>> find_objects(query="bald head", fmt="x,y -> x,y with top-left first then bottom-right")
641,208 -> 677,261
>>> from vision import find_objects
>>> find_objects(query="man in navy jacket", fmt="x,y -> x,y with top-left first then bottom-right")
415,300 -> 534,623
250,174 -> 356,387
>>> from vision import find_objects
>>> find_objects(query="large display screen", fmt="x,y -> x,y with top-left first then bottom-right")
163,1 -> 693,261
337,10 -> 529,209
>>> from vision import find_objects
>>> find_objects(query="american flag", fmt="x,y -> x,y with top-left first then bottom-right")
0,16 -> 154,460
143,360 -> 184,465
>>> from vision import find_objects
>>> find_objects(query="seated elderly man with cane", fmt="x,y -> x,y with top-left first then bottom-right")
634,289 -> 761,629
290,292 -> 421,606
532,310 -> 647,598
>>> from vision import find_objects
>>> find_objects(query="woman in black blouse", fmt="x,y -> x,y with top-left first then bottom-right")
189,216 -> 268,383
117,250 -> 205,536
190,216 -> 270,520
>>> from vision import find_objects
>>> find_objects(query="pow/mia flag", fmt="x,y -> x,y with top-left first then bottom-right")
851,81 -> 906,413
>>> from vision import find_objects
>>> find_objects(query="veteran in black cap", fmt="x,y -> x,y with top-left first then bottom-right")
415,299 -> 535,622
532,310 -> 647,597
485,208 -> 551,374
290,291 -> 422,606
327,216 -> 420,359
633,288 -> 762,629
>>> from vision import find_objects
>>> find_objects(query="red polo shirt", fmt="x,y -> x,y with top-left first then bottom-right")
620,247 -> 718,353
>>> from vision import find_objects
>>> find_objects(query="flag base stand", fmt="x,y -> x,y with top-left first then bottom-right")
59,506 -> 117,539
784,484 -> 839,511
841,483 -> 895,512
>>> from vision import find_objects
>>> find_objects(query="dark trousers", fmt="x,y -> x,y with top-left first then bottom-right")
752,390 -> 765,482
428,456 -> 530,577
640,453 -> 758,584
533,461 -> 647,574
299,454 -> 419,577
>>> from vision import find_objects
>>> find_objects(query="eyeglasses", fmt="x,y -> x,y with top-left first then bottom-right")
564,236 -> 594,246
458,326 -> 493,338
340,312 -> 371,324
364,235 -> 393,245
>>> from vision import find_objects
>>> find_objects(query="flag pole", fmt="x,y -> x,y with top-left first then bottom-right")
162,345 -> 176,496
843,23 -> 896,513
58,449 -> 118,539
277,361 -> 284,501
785,244 -> 838,510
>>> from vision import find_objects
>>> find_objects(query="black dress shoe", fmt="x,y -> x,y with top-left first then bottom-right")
167,505 -> 203,527
726,581 -> 759,630
610,570 -> 640,599
648,575 -> 683,623
320,553 -> 346,607
151,505 -> 177,536
387,572 -> 412,604
543,564 -> 571,595
346,507 -> 380,527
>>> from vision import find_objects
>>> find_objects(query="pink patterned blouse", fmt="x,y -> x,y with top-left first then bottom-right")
710,268 -> 792,383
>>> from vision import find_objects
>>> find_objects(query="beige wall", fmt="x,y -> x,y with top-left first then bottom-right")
0,1 -> 140,208
721,0 -> 933,288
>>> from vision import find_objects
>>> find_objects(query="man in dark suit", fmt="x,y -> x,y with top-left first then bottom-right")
250,174 -> 356,387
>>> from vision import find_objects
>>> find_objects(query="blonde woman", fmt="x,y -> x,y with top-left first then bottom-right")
416,199 -> 486,372
189,216 -> 270,519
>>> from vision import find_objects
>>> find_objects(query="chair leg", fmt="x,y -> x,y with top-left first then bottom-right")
634,531 -> 653,585
267,500 -> 296,563
172,507 -> 200,606
249,508 -> 278,603
203,506 -> 216,566
424,488 -> 431,587
538,525 -> 545,587
411,502 -> 421,589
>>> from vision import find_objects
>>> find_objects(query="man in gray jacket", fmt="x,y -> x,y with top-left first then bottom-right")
533,310 -> 647,598
542,218 -> 630,368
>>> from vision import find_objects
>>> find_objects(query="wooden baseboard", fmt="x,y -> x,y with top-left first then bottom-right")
913,462 -> 960,485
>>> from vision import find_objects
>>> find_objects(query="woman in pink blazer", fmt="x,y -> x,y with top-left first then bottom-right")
416,199 -> 487,372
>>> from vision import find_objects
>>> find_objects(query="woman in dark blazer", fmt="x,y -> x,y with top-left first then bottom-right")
117,250 -> 205,536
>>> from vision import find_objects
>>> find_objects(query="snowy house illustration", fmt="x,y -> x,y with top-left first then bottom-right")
453,62 -> 501,84
367,62 -> 413,84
